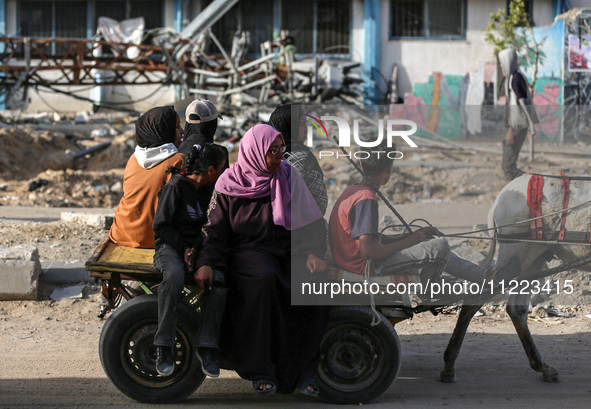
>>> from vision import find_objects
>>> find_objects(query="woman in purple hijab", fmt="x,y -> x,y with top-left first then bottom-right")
195,124 -> 328,396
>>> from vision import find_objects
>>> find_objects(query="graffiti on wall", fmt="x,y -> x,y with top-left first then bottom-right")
563,9 -> 591,142
397,20 -> 564,142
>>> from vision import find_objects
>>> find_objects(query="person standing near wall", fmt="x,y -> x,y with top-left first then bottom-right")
498,48 -> 539,182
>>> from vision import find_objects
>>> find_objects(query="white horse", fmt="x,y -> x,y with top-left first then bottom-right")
440,173 -> 591,383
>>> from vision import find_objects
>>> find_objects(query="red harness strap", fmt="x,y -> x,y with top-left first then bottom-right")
527,174 -> 544,240
559,171 -> 570,241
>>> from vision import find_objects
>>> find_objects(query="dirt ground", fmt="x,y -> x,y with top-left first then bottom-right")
2,127 -> 591,407
1,290 -> 591,408
1,206 -> 591,408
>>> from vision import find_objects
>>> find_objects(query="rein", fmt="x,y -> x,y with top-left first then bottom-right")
431,198 -> 591,246
529,172 -> 591,181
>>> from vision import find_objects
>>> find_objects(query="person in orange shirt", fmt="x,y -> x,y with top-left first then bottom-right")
109,106 -> 185,248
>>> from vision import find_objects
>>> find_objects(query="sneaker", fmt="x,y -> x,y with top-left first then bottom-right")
156,346 -> 175,376
196,347 -> 220,378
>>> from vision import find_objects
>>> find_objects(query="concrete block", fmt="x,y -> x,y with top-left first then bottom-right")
40,260 -> 93,284
0,245 -> 41,300
0,245 -> 39,261
61,211 -> 113,230
50,285 -> 90,300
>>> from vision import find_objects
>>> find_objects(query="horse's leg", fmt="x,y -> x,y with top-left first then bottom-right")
506,292 -> 559,382
440,302 -> 483,383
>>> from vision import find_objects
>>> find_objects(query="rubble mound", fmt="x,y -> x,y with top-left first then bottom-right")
82,132 -> 135,171
0,169 -> 124,208
0,127 -> 79,180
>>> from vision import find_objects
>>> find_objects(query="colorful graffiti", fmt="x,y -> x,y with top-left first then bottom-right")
563,9 -> 591,142
400,19 -> 564,142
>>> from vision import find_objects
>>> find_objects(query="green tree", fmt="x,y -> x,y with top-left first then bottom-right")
484,0 -> 545,93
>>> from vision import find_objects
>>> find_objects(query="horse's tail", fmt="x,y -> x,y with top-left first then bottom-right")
479,201 -> 497,269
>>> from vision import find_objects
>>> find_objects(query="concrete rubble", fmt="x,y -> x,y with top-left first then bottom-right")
0,245 -> 41,300
49,285 -> 90,301
60,211 -> 113,230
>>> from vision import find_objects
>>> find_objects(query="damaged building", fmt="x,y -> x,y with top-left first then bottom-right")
0,0 -> 588,144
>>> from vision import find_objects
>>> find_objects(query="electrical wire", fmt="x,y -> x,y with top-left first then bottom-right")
35,82 -> 168,108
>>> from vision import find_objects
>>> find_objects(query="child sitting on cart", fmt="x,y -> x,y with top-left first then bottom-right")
329,142 -> 519,288
152,143 -> 227,377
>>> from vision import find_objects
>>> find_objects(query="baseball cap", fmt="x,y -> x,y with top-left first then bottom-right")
185,99 -> 223,124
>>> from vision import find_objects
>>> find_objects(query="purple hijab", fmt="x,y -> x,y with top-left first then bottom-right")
215,124 -> 322,230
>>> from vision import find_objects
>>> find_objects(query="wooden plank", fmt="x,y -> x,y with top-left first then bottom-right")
99,242 -> 155,266
85,261 -> 159,274
86,234 -> 111,263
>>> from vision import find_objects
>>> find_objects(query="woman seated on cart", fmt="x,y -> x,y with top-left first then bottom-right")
194,124 -> 329,396
152,143 -> 227,377
109,106 -> 186,248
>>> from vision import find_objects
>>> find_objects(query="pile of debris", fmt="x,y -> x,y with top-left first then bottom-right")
0,126 -> 79,180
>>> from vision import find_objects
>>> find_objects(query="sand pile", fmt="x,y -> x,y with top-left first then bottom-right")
0,127 -> 79,180
82,132 -> 136,171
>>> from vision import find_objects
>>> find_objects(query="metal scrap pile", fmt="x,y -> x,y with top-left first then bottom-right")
150,0 -> 365,107
0,0 -> 365,114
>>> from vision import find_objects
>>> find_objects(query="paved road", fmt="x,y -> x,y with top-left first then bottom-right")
0,202 -> 491,234
0,206 -> 115,223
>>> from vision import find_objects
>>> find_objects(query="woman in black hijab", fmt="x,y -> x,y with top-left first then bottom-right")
269,104 -> 328,215
109,106 -> 186,248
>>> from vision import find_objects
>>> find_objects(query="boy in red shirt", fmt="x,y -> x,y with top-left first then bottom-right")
329,144 -> 519,284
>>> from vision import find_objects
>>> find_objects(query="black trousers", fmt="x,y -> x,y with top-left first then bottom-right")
195,269 -> 227,349
153,243 -> 186,347
502,127 -> 528,182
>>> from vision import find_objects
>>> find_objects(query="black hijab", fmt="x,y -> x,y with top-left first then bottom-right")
135,106 -> 177,148
268,104 -> 303,152
184,120 -> 218,144
268,104 -> 323,173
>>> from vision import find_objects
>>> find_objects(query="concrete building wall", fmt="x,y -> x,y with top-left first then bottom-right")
6,0 -> 16,35
533,0 -> 554,26
379,0 -> 556,98
351,0 -> 365,63
569,0 -> 591,10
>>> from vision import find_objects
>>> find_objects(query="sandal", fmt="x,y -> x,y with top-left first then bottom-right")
297,380 -> 319,397
252,379 -> 276,395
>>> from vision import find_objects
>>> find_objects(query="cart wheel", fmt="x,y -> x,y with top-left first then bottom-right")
99,294 -> 204,403
317,306 -> 401,404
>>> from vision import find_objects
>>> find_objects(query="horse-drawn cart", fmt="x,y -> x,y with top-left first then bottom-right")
85,234 -> 458,404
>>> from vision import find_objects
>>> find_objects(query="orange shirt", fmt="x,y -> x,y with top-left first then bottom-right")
329,184 -> 378,275
109,153 -> 185,248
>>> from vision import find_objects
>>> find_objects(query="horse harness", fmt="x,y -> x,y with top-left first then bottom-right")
498,172 -> 591,244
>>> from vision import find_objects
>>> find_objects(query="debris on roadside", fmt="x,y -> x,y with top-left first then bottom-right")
49,284 -> 90,301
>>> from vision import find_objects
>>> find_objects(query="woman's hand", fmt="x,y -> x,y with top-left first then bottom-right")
194,266 -> 213,290
184,247 -> 196,272
306,254 -> 326,274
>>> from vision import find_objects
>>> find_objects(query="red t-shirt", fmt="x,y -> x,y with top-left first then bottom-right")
329,184 -> 379,275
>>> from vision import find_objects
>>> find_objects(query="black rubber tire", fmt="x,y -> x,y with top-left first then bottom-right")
99,294 -> 205,403
317,306 -> 402,404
